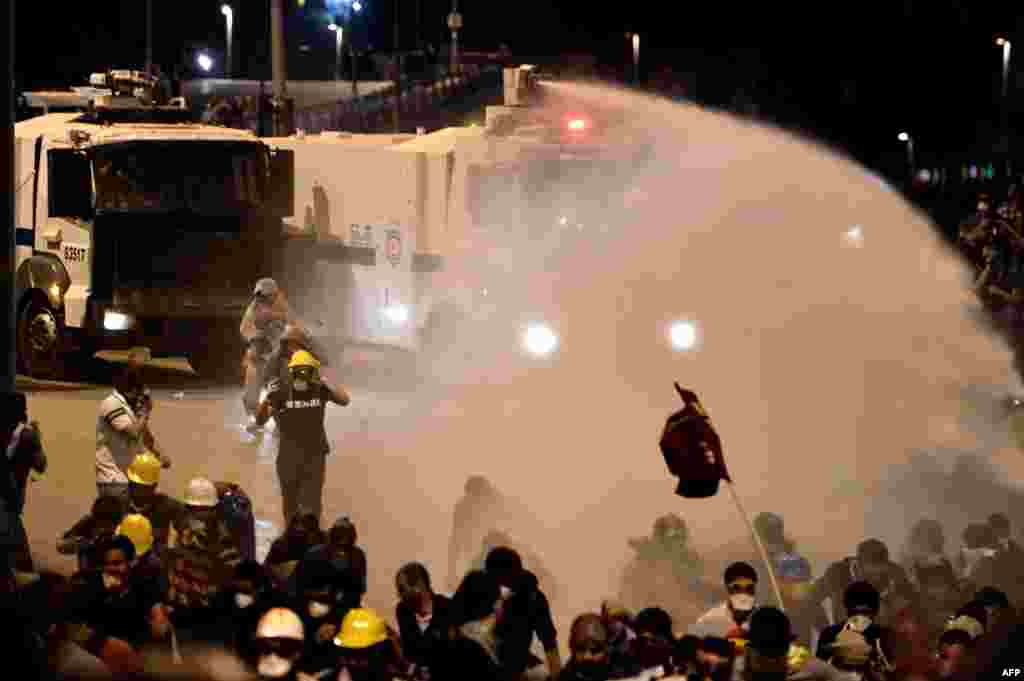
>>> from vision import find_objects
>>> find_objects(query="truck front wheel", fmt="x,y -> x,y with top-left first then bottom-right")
17,295 -> 64,380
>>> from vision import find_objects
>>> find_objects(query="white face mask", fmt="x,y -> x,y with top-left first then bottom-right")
102,573 -> 124,591
729,594 -> 755,614
308,601 -> 331,619
846,614 -> 873,633
235,593 -> 256,609
293,380 -> 309,392
499,585 -> 513,600
258,653 -> 293,678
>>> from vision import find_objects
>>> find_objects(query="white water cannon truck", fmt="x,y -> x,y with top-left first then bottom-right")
14,67 -> 643,380
13,70 -> 338,377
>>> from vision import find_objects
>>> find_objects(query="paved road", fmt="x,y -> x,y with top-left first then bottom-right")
16,354 -> 479,615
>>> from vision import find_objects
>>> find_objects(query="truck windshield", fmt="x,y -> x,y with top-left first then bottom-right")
93,142 -> 268,216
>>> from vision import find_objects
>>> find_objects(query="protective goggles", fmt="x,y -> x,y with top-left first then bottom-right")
291,366 -> 318,382
727,579 -> 756,595
256,638 -> 305,658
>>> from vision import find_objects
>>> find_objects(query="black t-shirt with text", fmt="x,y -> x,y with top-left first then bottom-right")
266,380 -> 335,456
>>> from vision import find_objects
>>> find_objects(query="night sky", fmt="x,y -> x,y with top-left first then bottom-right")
14,1 -> 1023,164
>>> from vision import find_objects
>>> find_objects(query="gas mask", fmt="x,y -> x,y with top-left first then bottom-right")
235,592 -> 256,609
102,573 -> 125,592
257,653 -> 294,678
729,594 -> 755,616
308,600 -> 332,619
846,614 -> 873,634
572,659 -> 609,681
291,366 -> 317,393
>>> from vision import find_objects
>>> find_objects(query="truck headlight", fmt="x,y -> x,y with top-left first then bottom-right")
381,305 -> 410,326
103,311 -> 135,331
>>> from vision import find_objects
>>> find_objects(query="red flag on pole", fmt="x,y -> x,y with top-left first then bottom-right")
659,383 -> 731,498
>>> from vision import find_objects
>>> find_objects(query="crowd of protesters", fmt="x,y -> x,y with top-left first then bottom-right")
4,366 -> 1024,680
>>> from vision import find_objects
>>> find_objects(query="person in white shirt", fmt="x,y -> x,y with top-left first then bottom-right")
96,367 -> 169,498
689,562 -> 759,645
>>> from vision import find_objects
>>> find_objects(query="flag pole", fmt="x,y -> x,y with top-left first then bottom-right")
724,480 -> 786,612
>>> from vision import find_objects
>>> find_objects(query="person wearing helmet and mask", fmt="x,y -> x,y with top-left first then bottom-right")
774,553 -> 828,651
242,278 -> 292,430
96,367 -> 169,499
625,514 -> 712,625
256,350 -> 350,526
329,608 -> 404,681
816,581 -> 894,679
116,513 -> 161,587
252,607 -> 306,680
689,562 -> 759,649
266,322 -> 331,388
169,477 -> 243,572
123,451 -> 184,554
808,539 -> 917,626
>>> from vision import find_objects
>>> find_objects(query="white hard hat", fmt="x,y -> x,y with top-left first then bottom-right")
254,278 -> 279,297
256,607 -> 305,641
184,477 -> 219,507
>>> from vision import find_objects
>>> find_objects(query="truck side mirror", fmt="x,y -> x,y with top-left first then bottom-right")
268,148 -> 294,218
48,149 -> 93,219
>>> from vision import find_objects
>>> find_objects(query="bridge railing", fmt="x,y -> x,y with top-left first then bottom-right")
292,64 -> 500,135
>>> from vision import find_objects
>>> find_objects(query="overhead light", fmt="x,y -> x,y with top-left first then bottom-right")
668,320 -> 699,351
196,53 -> 214,72
523,323 -> 558,357
381,304 -> 410,326
103,311 -> 135,332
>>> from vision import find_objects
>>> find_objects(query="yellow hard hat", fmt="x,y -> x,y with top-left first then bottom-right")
127,451 -> 161,486
288,350 -> 320,370
116,514 -> 154,557
334,608 -> 388,649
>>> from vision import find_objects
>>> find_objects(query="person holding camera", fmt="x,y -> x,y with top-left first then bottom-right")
1,391 -> 46,572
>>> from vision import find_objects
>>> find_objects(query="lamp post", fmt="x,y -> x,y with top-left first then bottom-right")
448,1 -> 463,75
145,0 -> 153,74
630,33 -> 640,83
998,37 -> 1012,100
221,4 -> 234,78
898,131 -> 915,177
329,22 -> 344,81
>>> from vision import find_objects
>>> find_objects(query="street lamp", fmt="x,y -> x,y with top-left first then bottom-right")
630,33 -> 640,83
329,22 -> 344,81
448,1 -> 463,75
197,52 -> 214,73
898,131 -> 915,176
221,4 -> 234,78
997,37 -> 1012,100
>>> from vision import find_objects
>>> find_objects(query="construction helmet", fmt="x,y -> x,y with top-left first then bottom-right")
116,514 -> 154,557
256,607 -> 305,641
127,451 -> 162,486
288,350 -> 321,370
334,608 -> 389,649
254,278 -> 279,298
184,477 -> 219,507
